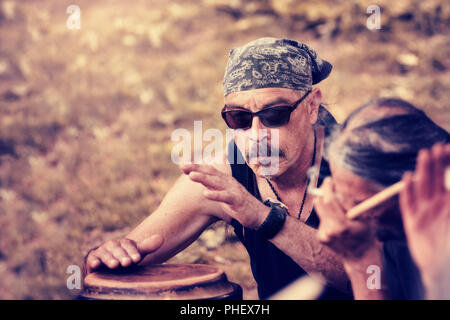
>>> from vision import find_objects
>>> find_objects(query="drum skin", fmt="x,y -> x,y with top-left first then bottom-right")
81,264 -> 242,300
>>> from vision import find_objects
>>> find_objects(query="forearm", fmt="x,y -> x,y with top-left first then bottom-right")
127,211 -> 217,264
125,175 -> 222,264
269,216 -> 350,292
342,245 -> 390,300
423,278 -> 450,300
421,261 -> 450,299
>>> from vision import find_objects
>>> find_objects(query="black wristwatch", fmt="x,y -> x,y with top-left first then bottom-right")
256,199 -> 288,239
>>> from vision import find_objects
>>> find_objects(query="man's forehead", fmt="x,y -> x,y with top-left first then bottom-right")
224,87 -> 302,106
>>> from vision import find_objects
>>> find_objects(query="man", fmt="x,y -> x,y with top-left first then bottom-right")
84,38 -> 350,299
313,98 -> 450,299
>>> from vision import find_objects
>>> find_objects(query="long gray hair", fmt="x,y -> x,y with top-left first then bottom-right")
325,98 -> 450,187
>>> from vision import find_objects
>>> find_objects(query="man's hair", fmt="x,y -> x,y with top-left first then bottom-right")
326,98 -> 450,187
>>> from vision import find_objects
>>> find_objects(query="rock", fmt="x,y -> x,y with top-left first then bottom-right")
139,89 -> 155,104
31,210 -> 48,224
395,53 -> 419,73
0,59 -> 23,80
122,35 -> 137,47
2,85 -> 29,101
0,60 -> 9,75
199,228 -> 226,249
155,112 -> 176,127
0,1 -> 16,20
205,0 -> 243,19
432,58 -> 446,72
396,53 -> 419,67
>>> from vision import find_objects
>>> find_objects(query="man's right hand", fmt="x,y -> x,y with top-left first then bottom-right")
84,234 -> 164,274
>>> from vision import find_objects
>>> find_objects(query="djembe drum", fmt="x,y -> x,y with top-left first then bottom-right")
81,263 -> 242,300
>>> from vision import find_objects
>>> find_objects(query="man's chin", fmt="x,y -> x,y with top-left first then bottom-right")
248,157 -> 284,178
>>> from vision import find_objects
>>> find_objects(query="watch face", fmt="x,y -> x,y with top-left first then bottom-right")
265,198 -> 289,210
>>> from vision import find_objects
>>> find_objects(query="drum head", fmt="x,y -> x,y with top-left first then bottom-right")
82,264 -> 240,300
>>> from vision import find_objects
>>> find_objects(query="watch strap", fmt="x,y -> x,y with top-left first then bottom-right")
256,200 -> 287,239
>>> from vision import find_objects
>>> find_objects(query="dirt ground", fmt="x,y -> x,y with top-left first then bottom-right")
0,0 -> 449,299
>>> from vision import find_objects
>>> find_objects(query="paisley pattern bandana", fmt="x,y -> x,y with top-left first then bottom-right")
222,37 -> 332,96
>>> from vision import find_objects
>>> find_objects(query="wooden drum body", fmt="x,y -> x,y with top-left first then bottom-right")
81,264 -> 242,300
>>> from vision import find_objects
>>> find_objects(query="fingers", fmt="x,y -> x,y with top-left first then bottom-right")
104,240 -> 134,267
188,171 -> 224,190
314,179 -> 348,244
317,228 -> 331,244
85,254 -> 101,273
415,149 -> 433,199
320,177 -> 335,204
314,177 -> 346,220
120,239 -> 142,263
315,204 -> 346,242
444,144 -> 450,164
412,144 -> 450,200
179,163 -> 222,177
181,163 -> 228,190
137,235 -> 164,255
203,190 -> 234,204
85,236 -> 164,273
93,247 -> 120,269
399,171 -> 415,216
431,143 -> 450,193
430,144 -> 445,194
314,177 -> 368,252
443,144 -> 450,191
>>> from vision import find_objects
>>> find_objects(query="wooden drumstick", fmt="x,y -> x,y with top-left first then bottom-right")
309,167 -> 450,220
346,181 -> 405,219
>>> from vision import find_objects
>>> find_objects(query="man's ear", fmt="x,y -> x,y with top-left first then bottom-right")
308,88 -> 322,125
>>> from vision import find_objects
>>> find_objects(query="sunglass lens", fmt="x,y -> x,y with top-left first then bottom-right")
259,107 -> 292,127
223,111 -> 252,129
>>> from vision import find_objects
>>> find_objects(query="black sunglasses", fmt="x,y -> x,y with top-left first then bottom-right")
221,90 -> 312,130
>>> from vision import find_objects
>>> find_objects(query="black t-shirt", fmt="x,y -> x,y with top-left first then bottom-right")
227,137 -> 352,300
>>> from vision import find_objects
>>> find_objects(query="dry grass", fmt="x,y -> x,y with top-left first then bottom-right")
0,0 -> 449,299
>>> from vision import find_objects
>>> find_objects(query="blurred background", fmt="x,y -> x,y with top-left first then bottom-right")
0,0 -> 449,299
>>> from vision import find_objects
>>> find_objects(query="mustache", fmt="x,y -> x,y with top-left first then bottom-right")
246,141 -> 285,160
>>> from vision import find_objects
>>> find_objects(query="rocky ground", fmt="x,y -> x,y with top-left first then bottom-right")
0,0 -> 449,299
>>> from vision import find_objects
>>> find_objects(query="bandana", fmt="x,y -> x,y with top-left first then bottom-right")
222,37 -> 332,96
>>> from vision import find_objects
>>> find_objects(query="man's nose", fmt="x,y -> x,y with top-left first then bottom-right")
248,116 -> 268,142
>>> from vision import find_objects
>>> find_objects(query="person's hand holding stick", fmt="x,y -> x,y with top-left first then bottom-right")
399,143 -> 450,299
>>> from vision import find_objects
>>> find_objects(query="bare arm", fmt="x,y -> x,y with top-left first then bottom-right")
341,245 -> 389,299
126,174 -> 221,264
182,163 -> 351,293
269,216 -> 350,292
85,163 -> 232,274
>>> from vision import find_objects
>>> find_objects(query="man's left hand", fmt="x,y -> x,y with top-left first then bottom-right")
180,163 -> 269,229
